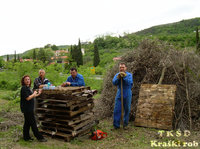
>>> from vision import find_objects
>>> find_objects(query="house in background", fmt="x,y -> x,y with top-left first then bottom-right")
54,50 -> 68,56
113,57 -> 121,61
20,58 -> 33,62
50,50 -> 69,64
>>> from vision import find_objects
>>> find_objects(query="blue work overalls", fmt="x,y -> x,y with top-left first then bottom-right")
112,71 -> 133,128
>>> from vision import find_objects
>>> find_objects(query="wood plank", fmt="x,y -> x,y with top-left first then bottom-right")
71,119 -> 94,130
40,129 -> 72,142
69,103 -> 94,117
72,121 -> 96,136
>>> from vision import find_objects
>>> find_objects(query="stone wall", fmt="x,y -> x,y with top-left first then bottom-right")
134,84 -> 176,130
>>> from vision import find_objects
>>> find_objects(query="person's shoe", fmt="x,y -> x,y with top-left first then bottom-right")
24,138 -> 34,141
123,125 -> 128,130
111,126 -> 120,131
38,138 -> 47,142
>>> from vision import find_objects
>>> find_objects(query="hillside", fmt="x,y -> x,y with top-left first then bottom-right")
1,17 -> 199,61
135,17 -> 200,36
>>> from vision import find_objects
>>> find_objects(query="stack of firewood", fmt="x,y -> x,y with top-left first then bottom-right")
36,86 -> 97,141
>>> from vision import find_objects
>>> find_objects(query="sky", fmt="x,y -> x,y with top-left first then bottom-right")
0,0 -> 200,56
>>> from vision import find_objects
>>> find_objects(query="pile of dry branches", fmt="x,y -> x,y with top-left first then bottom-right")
97,39 -> 200,130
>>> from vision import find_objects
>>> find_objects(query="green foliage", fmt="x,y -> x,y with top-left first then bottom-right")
93,43 -> 100,67
37,48 -> 54,63
136,17 -> 200,36
77,39 -> 83,66
6,55 -> 9,62
71,43 -> 83,67
14,51 -> 17,63
94,66 -> 105,75
33,49 -> 37,60
51,44 -> 59,51
0,57 -> 5,68
0,71 -> 21,90
196,27 -> 200,53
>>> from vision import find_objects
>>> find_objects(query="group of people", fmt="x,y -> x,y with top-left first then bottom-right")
20,63 -> 133,142
20,68 -> 85,142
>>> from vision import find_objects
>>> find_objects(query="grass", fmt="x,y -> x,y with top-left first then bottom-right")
0,89 -> 200,149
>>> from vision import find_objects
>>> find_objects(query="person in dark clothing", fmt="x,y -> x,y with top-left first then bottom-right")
20,75 -> 47,142
33,69 -> 51,90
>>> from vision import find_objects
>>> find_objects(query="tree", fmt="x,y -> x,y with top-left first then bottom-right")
196,27 -> 200,53
70,40 -> 83,67
0,57 -> 4,68
14,51 -> 17,63
7,55 -> 9,62
93,43 -> 100,67
17,54 -> 20,61
70,45 -> 74,59
77,38 -> 83,66
33,49 -> 37,60
51,45 -> 59,51
38,48 -> 46,63
44,44 -> 51,49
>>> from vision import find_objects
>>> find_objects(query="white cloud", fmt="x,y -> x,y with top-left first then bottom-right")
0,0 -> 200,56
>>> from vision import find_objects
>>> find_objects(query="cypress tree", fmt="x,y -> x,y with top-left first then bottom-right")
33,49 -> 37,60
14,51 -> 17,63
70,45 -> 75,60
73,45 -> 79,65
93,43 -> 100,67
17,54 -> 20,61
196,27 -> 200,53
7,55 -> 9,62
77,38 -> 83,66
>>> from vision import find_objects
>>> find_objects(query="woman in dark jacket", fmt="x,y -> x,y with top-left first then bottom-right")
20,75 -> 47,142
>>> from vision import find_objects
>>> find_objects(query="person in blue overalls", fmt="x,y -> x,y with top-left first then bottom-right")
61,67 -> 85,87
112,62 -> 133,130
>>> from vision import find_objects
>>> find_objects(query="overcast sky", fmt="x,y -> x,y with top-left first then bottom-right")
0,0 -> 200,56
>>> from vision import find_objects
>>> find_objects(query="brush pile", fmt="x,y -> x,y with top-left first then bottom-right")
98,40 -> 200,130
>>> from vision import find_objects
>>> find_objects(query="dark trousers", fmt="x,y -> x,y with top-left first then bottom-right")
23,112 -> 43,140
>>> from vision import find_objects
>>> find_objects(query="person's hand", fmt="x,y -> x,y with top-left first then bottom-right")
61,82 -> 67,87
117,72 -> 127,79
33,90 -> 42,97
120,72 -> 127,77
66,82 -> 71,86
38,89 -> 42,95
117,73 -> 121,79
39,84 -> 45,88
61,82 -> 71,87
33,91 -> 38,97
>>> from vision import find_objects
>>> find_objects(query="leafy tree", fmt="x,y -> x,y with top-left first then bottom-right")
94,37 -> 106,49
38,48 -> 47,63
93,43 -> 100,67
44,44 -> 51,49
51,45 -> 59,51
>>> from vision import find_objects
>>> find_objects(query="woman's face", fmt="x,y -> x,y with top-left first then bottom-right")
24,77 -> 31,86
